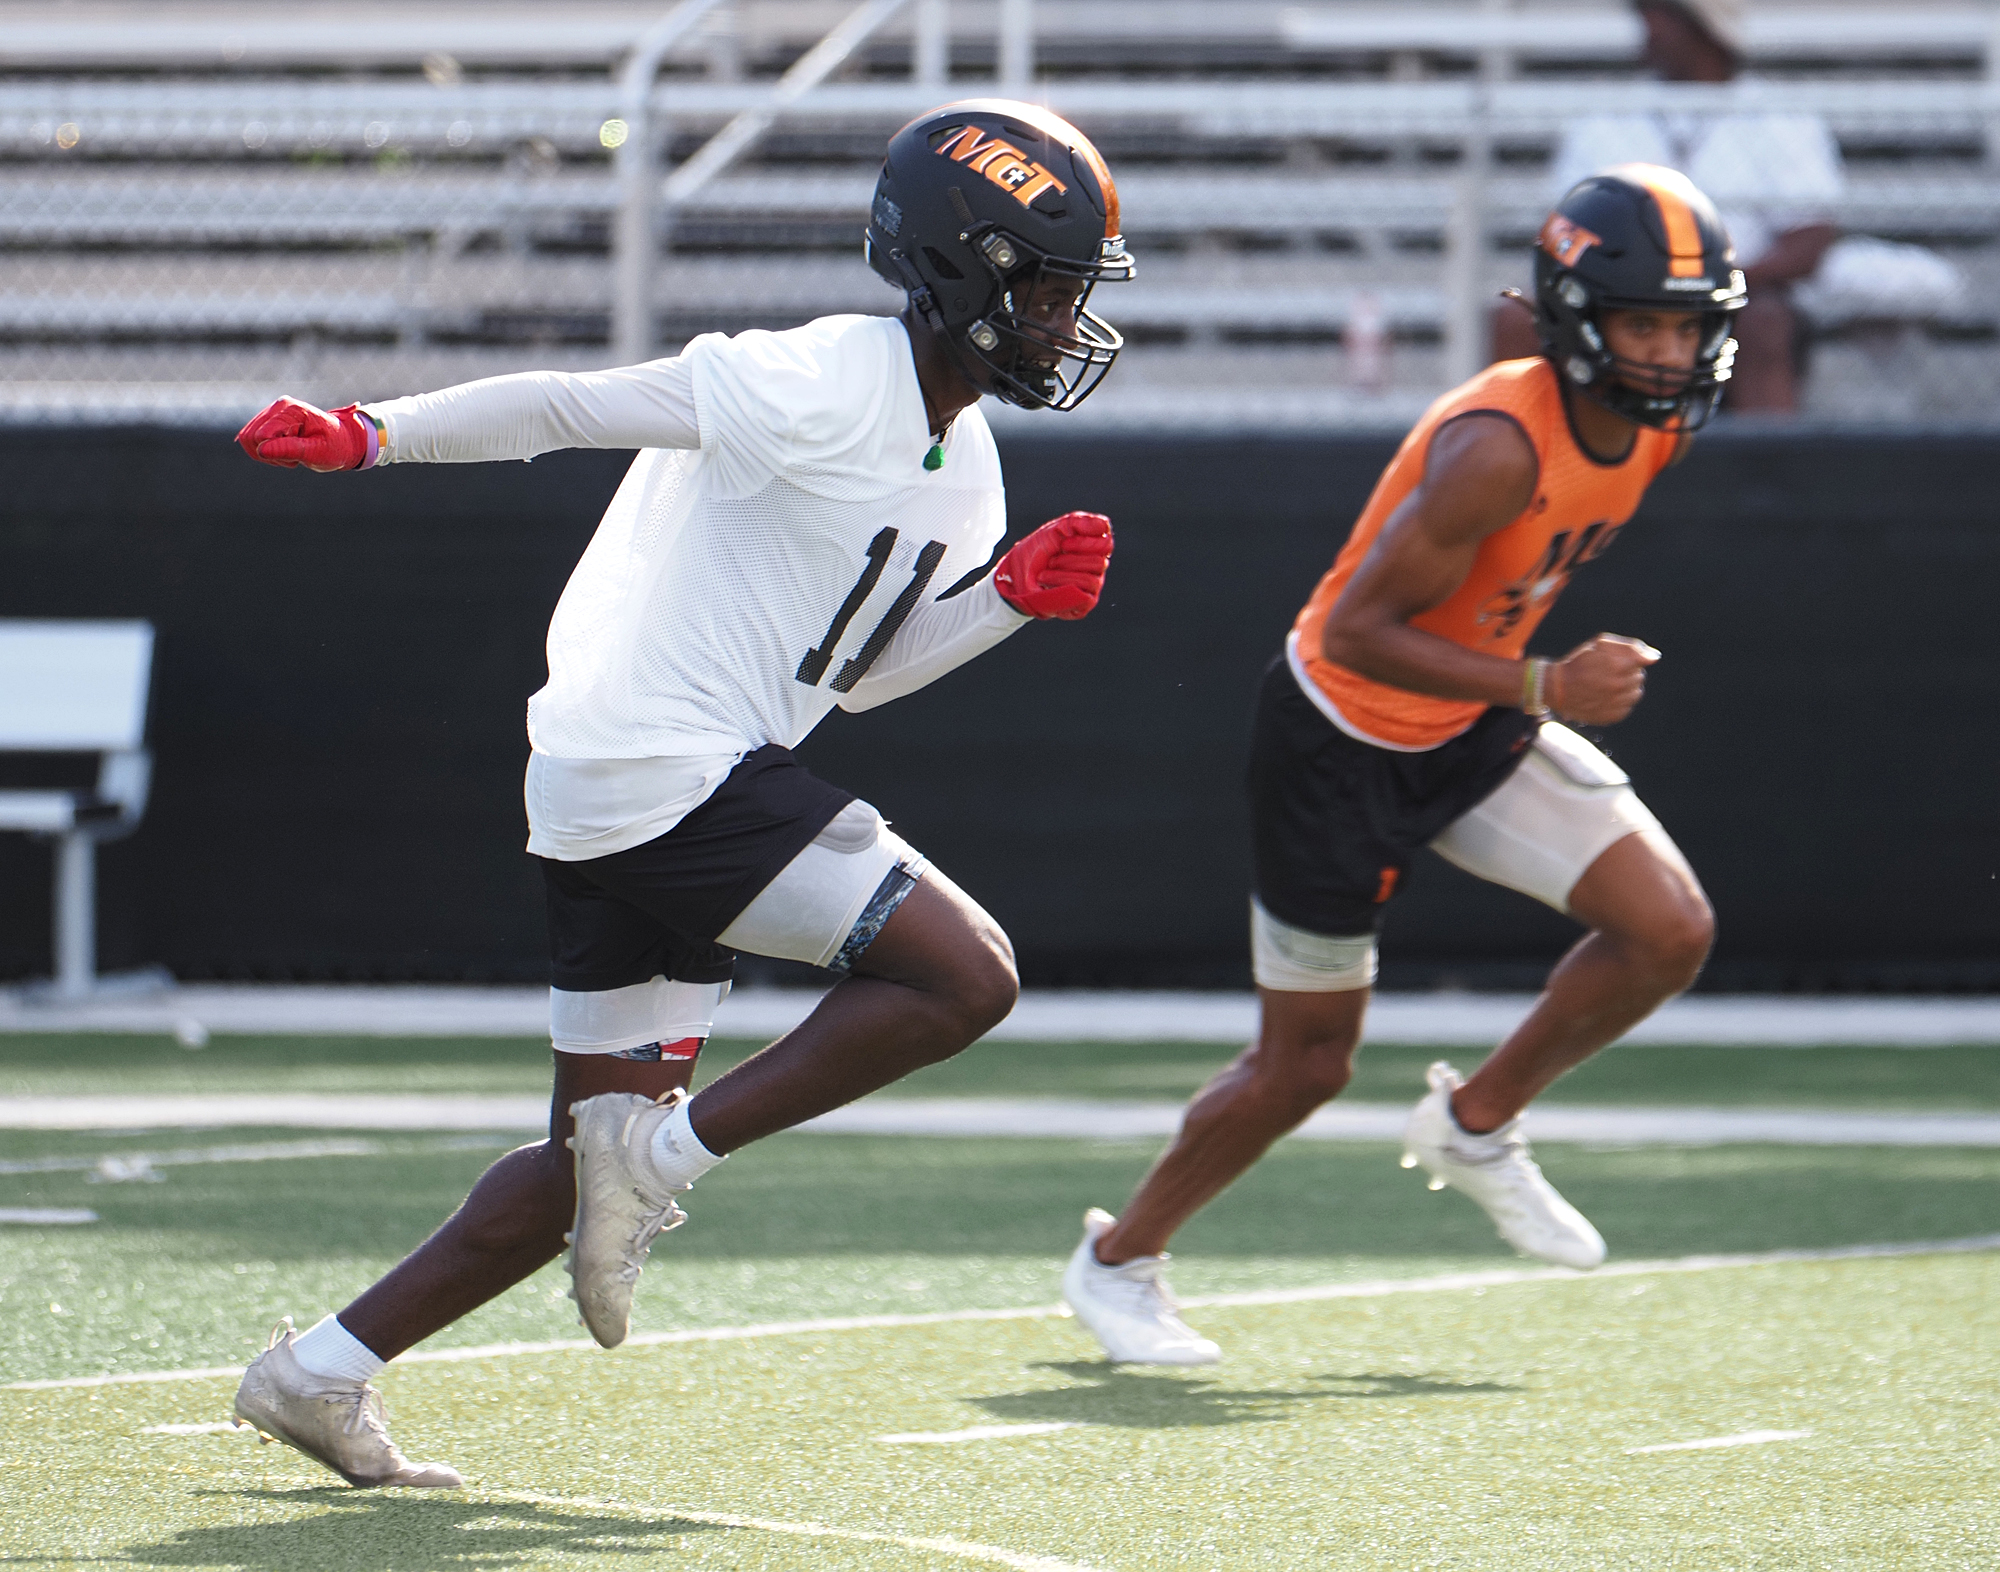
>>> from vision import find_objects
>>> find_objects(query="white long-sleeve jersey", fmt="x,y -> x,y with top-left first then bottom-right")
364,313 -> 1028,859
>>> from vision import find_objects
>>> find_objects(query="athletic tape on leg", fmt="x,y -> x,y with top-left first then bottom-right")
550,976 -> 730,1056
828,857 -> 926,973
720,800 -> 928,969
1250,898 -> 1377,992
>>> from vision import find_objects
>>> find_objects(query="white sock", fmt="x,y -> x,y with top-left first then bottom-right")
647,1097 -> 725,1193
290,1314 -> 386,1383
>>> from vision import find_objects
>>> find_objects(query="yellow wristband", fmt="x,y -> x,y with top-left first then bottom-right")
1523,657 -> 1550,717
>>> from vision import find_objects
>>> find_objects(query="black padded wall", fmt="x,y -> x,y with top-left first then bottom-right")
1,424 -> 1994,988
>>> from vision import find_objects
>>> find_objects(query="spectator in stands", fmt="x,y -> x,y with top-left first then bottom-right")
1495,0 -> 1838,412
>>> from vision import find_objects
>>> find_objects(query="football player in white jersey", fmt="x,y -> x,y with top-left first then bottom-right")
227,100 -> 1133,1488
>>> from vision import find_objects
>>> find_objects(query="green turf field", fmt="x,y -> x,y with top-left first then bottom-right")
8,1030 -> 2000,1108
6,1130 -> 2000,1383
3,1036 -> 1997,1567
3,1195 -> 1996,1569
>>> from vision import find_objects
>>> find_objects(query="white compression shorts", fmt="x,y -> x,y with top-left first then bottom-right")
1428,721 -> 1662,914
717,798 -> 928,970
1250,723 -> 1664,993
548,798 -> 927,1054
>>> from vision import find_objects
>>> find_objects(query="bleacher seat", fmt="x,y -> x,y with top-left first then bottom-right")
0,2 -> 1990,426
0,620 -> 161,999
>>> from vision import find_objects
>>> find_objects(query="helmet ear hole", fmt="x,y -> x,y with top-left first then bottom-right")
922,246 -> 965,281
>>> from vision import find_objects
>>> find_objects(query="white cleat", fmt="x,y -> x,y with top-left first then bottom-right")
233,1319 -> 462,1488
566,1089 -> 689,1349
1402,1060 -> 1606,1269
1061,1208 -> 1221,1366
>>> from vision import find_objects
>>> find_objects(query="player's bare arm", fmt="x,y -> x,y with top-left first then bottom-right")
1321,412 -> 1660,727
1320,412 -> 1537,708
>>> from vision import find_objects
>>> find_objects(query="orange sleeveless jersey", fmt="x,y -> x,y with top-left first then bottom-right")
1291,357 -> 1678,750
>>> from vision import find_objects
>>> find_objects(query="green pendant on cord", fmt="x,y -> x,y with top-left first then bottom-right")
924,440 -> 945,471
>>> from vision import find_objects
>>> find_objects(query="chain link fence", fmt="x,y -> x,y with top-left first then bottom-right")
1,2 -> 1995,430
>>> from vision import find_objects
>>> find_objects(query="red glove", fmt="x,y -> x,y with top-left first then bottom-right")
235,397 -> 374,471
993,511 -> 1114,620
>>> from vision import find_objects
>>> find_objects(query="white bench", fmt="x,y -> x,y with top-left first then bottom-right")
0,620 -> 159,999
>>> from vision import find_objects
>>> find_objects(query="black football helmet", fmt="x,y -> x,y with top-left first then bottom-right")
866,99 -> 1135,412
1532,163 -> 1747,431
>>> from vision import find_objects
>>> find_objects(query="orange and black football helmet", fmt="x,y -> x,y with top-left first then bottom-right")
866,99 -> 1135,412
1533,163 -> 1747,431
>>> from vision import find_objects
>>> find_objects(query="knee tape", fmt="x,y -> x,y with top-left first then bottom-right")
549,974 -> 730,1056
1250,898 -> 1377,993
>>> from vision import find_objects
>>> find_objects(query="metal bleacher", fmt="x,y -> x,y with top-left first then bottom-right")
2,0 -> 1995,431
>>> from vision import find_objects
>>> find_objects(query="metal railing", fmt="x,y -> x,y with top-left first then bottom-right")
2,1 -> 1995,427
3,2 -> 1992,68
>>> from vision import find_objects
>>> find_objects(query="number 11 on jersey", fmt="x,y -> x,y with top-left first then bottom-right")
796,526 -> 947,693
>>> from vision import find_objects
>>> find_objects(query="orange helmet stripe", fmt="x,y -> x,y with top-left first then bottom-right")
1007,103 -> 1120,237
1066,132 -> 1120,239
1621,163 -> 1709,279
940,99 -> 1120,237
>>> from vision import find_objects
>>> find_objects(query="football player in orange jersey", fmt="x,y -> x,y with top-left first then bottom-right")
1063,165 -> 1748,1364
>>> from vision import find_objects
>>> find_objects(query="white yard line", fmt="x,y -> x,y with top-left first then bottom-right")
4,1092 -> 1998,1147
0,1207 -> 97,1225
4,984 -> 2000,1045
9,1233 -> 1997,1394
0,1135 -> 507,1178
1627,1428 -> 1811,1455
879,1423 -> 1081,1445
0,1138 -> 384,1176
0,1094 -> 550,1131
808,1098 -> 2000,1148
1169,1233 -> 2000,1310
493,1490 -> 1105,1572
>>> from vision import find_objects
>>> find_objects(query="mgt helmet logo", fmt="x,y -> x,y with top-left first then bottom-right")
1540,213 -> 1603,269
934,125 -> 1069,209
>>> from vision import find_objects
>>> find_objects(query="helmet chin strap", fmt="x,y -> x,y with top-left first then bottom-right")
886,247 -> 992,406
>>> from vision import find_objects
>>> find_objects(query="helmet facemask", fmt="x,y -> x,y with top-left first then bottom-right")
956,224 -> 1134,411
1538,260 -> 1745,434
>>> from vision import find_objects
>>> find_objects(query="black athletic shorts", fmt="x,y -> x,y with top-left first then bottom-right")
540,743 -> 854,992
1248,655 -> 1536,937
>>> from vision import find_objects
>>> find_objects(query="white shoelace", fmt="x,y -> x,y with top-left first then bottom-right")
1101,1261 -> 1187,1323
1490,1143 -> 1550,1186
1446,1124 -> 1563,1225
613,1190 -> 687,1283
330,1383 -> 393,1447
